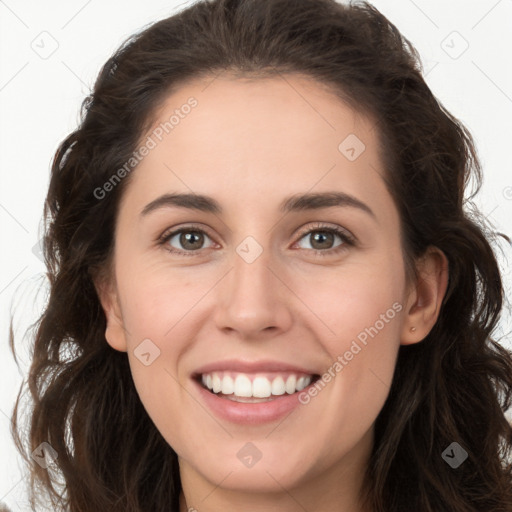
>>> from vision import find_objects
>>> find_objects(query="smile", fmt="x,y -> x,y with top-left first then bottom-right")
200,371 -> 317,401
191,359 -> 322,424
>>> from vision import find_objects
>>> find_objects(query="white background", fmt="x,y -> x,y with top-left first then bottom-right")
1,0 -> 511,509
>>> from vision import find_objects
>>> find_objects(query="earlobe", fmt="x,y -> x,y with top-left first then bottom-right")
400,246 -> 449,346
93,274 -> 128,353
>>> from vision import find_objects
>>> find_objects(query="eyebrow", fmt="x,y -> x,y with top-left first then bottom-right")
140,191 -> 376,219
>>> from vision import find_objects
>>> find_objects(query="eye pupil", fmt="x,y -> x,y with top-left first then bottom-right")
181,231 -> 204,250
311,231 -> 334,249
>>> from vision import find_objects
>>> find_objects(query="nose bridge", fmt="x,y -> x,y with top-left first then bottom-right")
213,231 -> 293,335
230,234 -> 278,309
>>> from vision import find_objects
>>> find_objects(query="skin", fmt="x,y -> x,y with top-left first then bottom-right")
95,73 -> 449,512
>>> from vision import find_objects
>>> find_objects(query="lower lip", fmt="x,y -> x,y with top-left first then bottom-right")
193,378 -> 315,425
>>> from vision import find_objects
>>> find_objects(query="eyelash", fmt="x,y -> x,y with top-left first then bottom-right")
157,222 -> 356,258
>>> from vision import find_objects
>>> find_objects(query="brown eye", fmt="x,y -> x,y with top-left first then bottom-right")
307,231 -> 337,250
159,226 -> 215,255
295,225 -> 354,255
178,231 -> 205,251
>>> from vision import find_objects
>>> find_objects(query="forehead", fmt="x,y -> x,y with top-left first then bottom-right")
123,74 -> 391,220
145,73 -> 376,154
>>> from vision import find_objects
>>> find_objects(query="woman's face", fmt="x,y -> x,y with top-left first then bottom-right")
97,74 -> 444,507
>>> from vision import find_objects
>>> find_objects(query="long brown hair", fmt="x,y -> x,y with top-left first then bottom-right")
9,0 -> 512,510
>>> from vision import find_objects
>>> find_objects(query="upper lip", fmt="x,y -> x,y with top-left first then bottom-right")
193,359 -> 320,376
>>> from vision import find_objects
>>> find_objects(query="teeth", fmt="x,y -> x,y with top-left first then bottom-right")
212,373 -> 222,393
221,375 -> 234,395
234,374 -> 252,397
271,376 -> 286,396
296,377 -> 306,391
201,372 -> 313,398
285,375 -> 296,394
252,377 -> 272,398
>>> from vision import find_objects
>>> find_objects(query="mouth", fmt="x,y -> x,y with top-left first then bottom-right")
194,371 -> 322,404
191,359 -> 324,424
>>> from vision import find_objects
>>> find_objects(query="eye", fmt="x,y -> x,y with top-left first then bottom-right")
157,222 -> 356,257
158,225 -> 216,256
293,222 -> 355,256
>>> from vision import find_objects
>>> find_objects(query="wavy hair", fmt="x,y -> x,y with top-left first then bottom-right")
9,0 -> 512,510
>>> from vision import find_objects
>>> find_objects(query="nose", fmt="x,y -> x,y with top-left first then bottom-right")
213,242 -> 294,339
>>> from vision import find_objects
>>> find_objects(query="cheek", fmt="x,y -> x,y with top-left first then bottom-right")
114,266 -> 193,401
294,257 -> 404,350
295,260 -> 404,412
118,262 -> 202,340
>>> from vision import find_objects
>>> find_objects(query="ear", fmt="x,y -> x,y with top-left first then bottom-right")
93,272 -> 128,353
400,246 -> 449,345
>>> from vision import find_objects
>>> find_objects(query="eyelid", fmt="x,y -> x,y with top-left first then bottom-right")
291,222 -> 356,257
158,222 -> 214,241
294,221 -> 355,244
157,223 -> 217,255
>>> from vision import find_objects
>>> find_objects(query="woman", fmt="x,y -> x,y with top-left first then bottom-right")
10,0 -> 512,510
